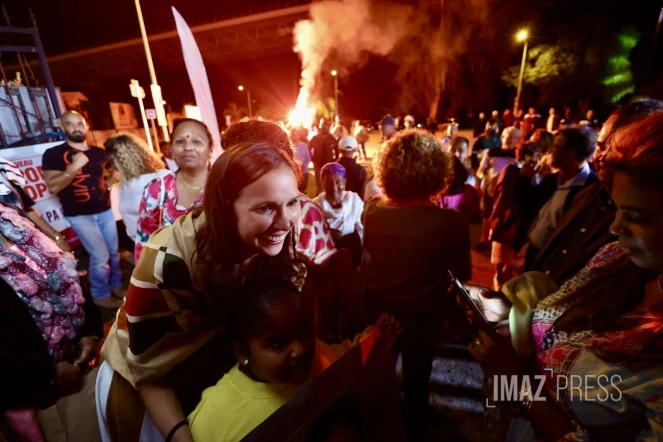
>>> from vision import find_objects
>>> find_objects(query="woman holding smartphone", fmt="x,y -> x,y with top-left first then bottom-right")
457,114 -> 663,441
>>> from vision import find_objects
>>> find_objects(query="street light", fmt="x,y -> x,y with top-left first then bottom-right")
331,70 -> 338,121
134,0 -> 169,141
238,85 -> 252,117
514,29 -> 529,115
516,30 -> 528,42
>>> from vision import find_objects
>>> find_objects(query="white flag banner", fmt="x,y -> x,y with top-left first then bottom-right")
172,7 -> 222,161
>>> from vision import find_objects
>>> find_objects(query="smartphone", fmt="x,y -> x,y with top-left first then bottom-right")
448,269 -> 500,338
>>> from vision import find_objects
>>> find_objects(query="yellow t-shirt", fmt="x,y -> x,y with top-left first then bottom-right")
188,339 -> 345,442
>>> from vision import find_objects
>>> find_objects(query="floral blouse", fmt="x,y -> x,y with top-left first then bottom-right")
134,173 -> 203,263
510,242 -> 663,441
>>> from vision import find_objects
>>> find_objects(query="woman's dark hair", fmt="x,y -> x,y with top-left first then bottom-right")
446,156 -> 469,196
222,120 -> 290,152
227,276 -> 301,345
192,137 -> 303,300
553,112 -> 663,362
171,118 -> 214,149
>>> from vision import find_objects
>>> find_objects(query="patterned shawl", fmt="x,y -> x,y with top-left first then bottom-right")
0,203 -> 84,362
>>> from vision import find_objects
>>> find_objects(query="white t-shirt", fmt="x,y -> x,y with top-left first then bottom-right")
118,169 -> 172,241
313,191 -> 364,240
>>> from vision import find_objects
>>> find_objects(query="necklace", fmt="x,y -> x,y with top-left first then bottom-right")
178,174 -> 205,193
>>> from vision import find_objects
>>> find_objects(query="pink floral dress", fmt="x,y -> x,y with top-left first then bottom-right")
134,173 -> 203,263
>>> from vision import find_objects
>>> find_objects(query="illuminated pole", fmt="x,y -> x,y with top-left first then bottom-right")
238,85 -> 252,117
514,30 -> 529,115
331,70 -> 338,120
134,0 -> 169,141
130,79 -> 154,152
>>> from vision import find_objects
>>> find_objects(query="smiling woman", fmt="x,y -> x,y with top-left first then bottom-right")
96,137 -> 306,442
193,140 -> 303,296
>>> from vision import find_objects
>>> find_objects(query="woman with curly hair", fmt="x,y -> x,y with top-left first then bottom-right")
360,129 -> 471,441
104,133 -> 170,243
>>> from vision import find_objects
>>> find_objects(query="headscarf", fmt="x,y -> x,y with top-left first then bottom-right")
320,163 -> 346,181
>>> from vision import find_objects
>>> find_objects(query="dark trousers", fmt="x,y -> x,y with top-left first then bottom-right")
366,295 -> 441,442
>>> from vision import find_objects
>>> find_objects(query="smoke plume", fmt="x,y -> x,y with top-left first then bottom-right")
293,0 -> 489,118
293,0 -> 414,109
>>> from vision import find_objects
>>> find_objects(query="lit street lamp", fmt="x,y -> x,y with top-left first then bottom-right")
331,70 -> 338,121
238,85 -> 252,117
134,0 -> 169,141
514,29 -> 529,115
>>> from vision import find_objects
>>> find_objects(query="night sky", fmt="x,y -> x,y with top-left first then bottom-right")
6,0 -> 662,128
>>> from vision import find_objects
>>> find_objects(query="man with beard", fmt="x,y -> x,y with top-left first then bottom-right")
42,111 -> 122,309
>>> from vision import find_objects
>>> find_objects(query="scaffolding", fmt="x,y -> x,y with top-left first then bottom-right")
0,9 -> 63,147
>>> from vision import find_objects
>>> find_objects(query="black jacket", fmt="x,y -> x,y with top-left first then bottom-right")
336,157 -> 368,198
513,170 -> 599,252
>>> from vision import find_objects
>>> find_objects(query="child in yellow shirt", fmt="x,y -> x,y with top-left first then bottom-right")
188,276 -> 401,442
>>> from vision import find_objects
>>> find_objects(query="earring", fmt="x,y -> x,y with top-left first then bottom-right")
243,359 -> 249,366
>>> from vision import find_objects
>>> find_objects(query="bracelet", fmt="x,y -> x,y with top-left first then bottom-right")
165,420 -> 189,442
63,171 -> 72,178
54,234 -> 63,242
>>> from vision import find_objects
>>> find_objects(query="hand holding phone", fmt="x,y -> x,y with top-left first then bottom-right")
447,270 -> 502,341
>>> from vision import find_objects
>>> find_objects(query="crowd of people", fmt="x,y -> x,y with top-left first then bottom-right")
0,96 -> 662,442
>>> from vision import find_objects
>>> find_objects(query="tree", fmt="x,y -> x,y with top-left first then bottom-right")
500,39 -> 607,107
502,45 -> 579,89
602,28 -> 639,105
